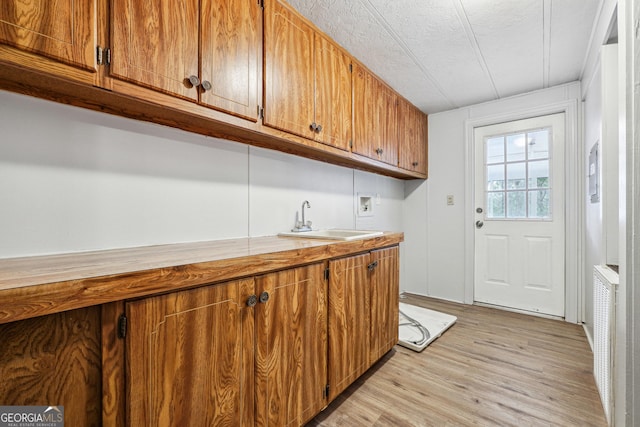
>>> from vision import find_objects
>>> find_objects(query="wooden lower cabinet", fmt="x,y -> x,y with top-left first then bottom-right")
0,306 -> 103,427
125,262 -> 326,427
327,246 -> 400,402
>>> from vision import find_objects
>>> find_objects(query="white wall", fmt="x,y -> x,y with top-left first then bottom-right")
403,83 -> 582,304
0,90 -> 404,259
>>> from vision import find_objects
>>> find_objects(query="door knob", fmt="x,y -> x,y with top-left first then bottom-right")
246,295 -> 258,307
187,75 -> 200,87
259,291 -> 270,303
475,220 -> 484,229
201,80 -> 212,91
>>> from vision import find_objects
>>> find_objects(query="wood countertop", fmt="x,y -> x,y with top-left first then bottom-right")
0,233 -> 403,324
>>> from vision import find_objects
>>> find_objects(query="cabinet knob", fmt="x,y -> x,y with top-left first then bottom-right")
259,291 -> 270,304
187,75 -> 200,88
412,161 -> 419,167
310,122 -> 317,131
315,124 -> 323,133
375,148 -> 383,155
201,80 -> 212,91
247,295 -> 258,307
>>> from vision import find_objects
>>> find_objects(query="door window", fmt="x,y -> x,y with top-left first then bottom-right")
485,128 -> 552,219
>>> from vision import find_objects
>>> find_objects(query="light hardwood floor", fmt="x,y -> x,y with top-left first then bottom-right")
308,294 -> 607,426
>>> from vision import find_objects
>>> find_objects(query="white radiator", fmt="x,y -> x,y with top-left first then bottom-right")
593,265 -> 618,425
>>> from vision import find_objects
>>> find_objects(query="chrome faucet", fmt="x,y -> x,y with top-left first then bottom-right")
292,200 -> 312,232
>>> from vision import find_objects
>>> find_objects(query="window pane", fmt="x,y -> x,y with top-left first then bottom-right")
487,192 -> 505,218
528,129 -> 550,160
506,162 -> 526,189
507,191 -> 526,218
528,160 -> 550,189
506,133 -> 526,162
486,136 -> 504,164
487,164 -> 505,190
528,190 -> 551,218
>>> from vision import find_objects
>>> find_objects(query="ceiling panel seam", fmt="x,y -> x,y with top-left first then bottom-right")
360,0 -> 456,109
453,0 -> 500,100
579,0 -> 608,81
543,0 -> 552,88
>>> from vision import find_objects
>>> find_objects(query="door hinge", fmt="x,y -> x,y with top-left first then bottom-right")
97,46 -> 111,66
117,314 -> 127,339
324,267 -> 330,280
323,384 -> 330,399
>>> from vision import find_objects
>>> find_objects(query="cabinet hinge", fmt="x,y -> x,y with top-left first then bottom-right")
349,63 -> 353,73
324,268 -> 330,281
258,106 -> 264,119
349,140 -> 353,149
117,314 -> 127,339
323,384 -> 330,399
258,0 -> 264,9
97,46 -> 111,66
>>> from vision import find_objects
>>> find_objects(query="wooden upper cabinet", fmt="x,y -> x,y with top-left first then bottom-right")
255,263 -> 327,426
111,0 -> 200,101
0,0 -> 97,71
313,34 -> 352,151
264,0 -> 315,139
126,278 -> 255,427
353,63 -> 398,166
111,0 -> 259,120
398,97 -> 428,175
264,0 -> 352,150
200,0 -> 260,120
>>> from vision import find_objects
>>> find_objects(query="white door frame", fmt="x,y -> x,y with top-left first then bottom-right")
463,100 -> 582,323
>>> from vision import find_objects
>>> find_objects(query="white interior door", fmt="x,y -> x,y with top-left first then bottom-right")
474,113 -> 565,317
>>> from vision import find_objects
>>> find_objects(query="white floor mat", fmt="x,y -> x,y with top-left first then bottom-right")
398,302 -> 457,352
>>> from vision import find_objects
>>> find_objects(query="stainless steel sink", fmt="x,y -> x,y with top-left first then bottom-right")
278,229 -> 384,241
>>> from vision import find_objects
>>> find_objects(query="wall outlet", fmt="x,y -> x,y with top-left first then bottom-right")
447,195 -> 454,206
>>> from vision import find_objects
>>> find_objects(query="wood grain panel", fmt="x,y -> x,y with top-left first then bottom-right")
102,302 -> 126,427
311,295 -> 607,426
379,83 -> 399,166
200,0 -> 260,120
126,278 -> 254,427
110,0 -> 199,100
264,0 -> 315,139
255,263 -> 327,426
327,253 -> 370,401
314,34 -> 352,151
0,234 -> 403,324
398,97 -> 428,175
369,246 -> 399,363
0,0 -> 96,71
0,306 -> 102,427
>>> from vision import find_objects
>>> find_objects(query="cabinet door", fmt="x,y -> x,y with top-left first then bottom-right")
398,98 -> 428,175
255,263 -> 327,426
327,253 -> 370,401
111,0 -> 200,101
0,0 -> 97,71
370,246 -> 399,363
314,34 -> 352,151
200,0 -> 260,120
126,279 -> 255,427
263,0 -> 315,139
353,63 -> 398,165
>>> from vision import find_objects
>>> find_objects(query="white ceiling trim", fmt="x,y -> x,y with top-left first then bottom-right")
453,0 -> 500,100
543,0 -> 552,88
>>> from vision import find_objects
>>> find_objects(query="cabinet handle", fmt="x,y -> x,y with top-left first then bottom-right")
367,260 -> 379,271
187,75 -> 200,88
310,122 -> 317,131
412,161 -> 419,167
315,124 -> 323,133
259,291 -> 270,304
201,80 -> 212,91
375,148 -> 383,155
247,295 -> 258,307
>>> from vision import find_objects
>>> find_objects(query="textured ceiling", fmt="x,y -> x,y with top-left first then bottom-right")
285,0 -> 603,114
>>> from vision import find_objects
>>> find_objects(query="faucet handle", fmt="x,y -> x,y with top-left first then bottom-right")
305,220 -> 312,228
